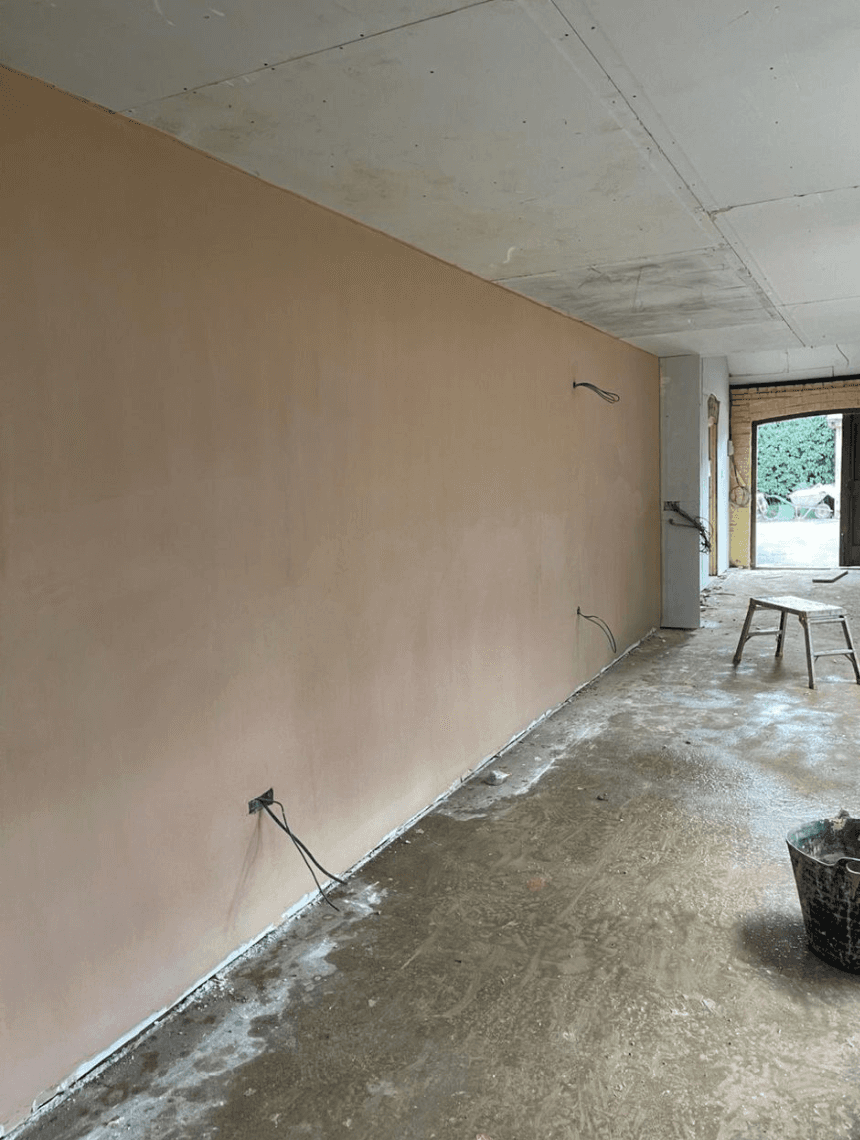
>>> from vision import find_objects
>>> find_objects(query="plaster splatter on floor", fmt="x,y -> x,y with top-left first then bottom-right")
30,883 -> 385,1140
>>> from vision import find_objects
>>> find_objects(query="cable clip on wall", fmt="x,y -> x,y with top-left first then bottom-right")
577,607 -> 617,654
572,381 -> 620,403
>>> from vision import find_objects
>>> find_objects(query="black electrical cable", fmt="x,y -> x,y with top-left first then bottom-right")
262,800 -> 346,912
263,801 -> 342,911
270,799 -> 346,886
572,381 -> 620,403
665,500 -> 712,553
729,455 -> 752,506
730,454 -> 747,491
577,607 -> 617,653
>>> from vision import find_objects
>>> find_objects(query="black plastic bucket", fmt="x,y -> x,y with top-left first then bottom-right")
786,814 -> 860,971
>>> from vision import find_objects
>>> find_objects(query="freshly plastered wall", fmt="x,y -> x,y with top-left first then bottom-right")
0,67 -> 659,1129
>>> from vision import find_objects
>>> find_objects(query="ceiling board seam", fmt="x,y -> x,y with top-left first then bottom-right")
527,0 -> 717,220
710,211 -> 809,343
121,0 -> 493,114
523,0 -> 810,350
786,296 -> 860,308
710,183 -> 860,217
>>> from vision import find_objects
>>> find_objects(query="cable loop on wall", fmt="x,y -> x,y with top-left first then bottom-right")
577,607 -> 618,654
572,381 -> 620,403
665,500 -> 712,553
262,800 -> 346,911
729,454 -> 752,506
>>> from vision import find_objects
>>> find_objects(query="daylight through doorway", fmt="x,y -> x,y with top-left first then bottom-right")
754,413 -> 840,568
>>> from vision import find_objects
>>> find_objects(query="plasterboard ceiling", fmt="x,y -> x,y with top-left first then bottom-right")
3,0 -> 860,381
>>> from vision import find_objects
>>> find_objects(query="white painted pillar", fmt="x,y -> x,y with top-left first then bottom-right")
660,355 -> 702,628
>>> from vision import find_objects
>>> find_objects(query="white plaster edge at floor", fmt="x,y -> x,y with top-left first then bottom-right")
8,626 -> 656,1139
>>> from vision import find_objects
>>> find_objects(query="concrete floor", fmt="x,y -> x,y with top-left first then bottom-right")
21,568 -> 860,1140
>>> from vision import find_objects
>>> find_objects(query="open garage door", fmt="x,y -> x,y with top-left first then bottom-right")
841,413 -> 860,567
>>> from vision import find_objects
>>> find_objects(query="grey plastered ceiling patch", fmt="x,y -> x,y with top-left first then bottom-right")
500,249 -> 780,338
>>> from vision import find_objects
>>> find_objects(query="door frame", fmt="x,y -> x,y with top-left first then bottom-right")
729,376 -> 860,568
707,395 -> 719,576
840,412 -> 859,567
751,410 -> 843,568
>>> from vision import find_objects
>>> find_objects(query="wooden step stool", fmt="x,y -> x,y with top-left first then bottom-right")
732,595 -> 860,689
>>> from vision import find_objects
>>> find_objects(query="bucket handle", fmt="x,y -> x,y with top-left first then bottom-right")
843,859 -> 860,897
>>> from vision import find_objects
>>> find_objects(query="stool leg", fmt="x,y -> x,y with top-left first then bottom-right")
733,601 -> 758,665
800,615 -> 816,689
775,609 -> 789,658
841,618 -> 860,684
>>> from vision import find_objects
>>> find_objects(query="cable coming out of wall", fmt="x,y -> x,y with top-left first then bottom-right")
576,608 -> 617,654
664,500 -> 712,553
572,381 -> 620,403
261,799 -> 346,911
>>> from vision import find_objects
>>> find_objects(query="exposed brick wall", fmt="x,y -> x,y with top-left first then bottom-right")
729,378 -> 860,566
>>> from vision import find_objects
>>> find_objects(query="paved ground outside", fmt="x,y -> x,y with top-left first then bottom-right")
756,517 -> 839,567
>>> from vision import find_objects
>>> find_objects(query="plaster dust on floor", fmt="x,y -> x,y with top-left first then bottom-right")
20,568 -> 860,1140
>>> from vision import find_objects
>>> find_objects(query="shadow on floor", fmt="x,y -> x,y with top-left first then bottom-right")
737,910 -> 858,987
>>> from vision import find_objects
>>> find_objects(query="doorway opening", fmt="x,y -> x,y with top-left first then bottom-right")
707,395 -> 719,576
754,413 -> 840,568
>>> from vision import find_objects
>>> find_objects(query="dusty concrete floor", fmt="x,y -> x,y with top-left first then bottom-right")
21,568 -> 860,1140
